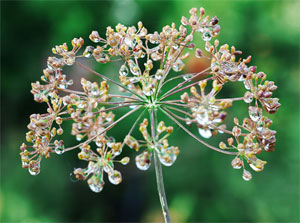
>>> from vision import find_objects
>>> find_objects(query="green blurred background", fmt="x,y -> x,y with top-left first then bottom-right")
1,0 -> 299,222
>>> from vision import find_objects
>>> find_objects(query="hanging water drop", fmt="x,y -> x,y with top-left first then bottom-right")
108,170 -> 122,185
198,128 -> 212,138
155,69 -> 164,80
119,64 -> 129,76
120,157 -> 130,165
135,153 -> 151,171
202,32 -> 212,41
242,169 -> 252,181
248,106 -> 262,122
64,55 -> 75,66
243,91 -> 253,103
172,59 -> 185,72
88,177 -> 104,193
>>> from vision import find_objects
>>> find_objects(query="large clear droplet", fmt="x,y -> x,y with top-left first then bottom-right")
198,128 -> 212,138
231,157 -> 242,169
88,177 -> 104,193
119,64 -> 129,76
172,59 -> 185,72
155,69 -> 164,80
28,165 -> 40,176
202,32 -> 212,41
135,153 -> 151,171
244,80 -> 251,90
121,157 -> 130,165
243,91 -> 253,103
64,55 -> 75,66
83,46 -> 94,58
248,106 -> 262,122
108,170 -> 122,185
129,62 -> 140,76
242,169 -> 252,181
158,148 -> 177,167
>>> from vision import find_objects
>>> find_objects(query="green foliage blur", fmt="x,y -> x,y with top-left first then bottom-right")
1,0 -> 299,222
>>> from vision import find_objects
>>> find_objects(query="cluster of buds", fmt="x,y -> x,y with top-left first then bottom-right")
73,138 -> 129,193
125,119 -> 179,170
181,79 -> 232,138
20,7 -> 280,198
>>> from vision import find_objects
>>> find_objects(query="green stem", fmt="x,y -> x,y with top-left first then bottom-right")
150,109 -> 171,223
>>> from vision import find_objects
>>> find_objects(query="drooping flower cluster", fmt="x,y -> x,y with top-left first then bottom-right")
20,7 -> 280,199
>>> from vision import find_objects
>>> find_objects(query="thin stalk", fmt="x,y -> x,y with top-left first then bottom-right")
159,67 -> 211,99
159,77 -> 213,102
150,109 -> 171,223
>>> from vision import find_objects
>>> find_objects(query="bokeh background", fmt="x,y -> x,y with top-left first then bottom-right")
1,0 -> 299,222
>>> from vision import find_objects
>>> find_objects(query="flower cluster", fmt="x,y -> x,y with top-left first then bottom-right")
20,7 -> 280,200
125,119 -> 179,170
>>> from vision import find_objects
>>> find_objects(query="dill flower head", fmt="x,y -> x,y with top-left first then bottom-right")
20,7 -> 280,218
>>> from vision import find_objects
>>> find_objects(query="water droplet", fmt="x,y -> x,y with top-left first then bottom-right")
121,157 -> 130,165
55,140 -> 64,155
64,55 -> 75,66
243,91 -> 253,103
198,128 -> 212,138
248,106 -> 262,122
172,59 -> 185,72
183,74 -> 193,81
231,157 -> 242,169
83,46 -> 94,58
70,172 -> 79,182
196,112 -> 209,126
135,152 -> 151,171
129,62 -> 140,76
124,37 -> 135,48
76,134 -> 83,141
88,177 -> 104,193
244,80 -> 251,90
158,148 -> 177,166
119,64 -> 129,76
106,137 -> 115,148
155,69 -> 164,80
242,169 -> 252,181
202,32 -> 212,41
143,86 -> 153,97
108,170 -> 122,185
28,164 -> 40,176
249,163 -> 264,172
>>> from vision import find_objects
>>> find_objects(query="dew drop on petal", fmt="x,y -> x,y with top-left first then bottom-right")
108,170 -> 122,185
198,128 -> 212,138
248,106 -> 262,122
119,64 -> 129,76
